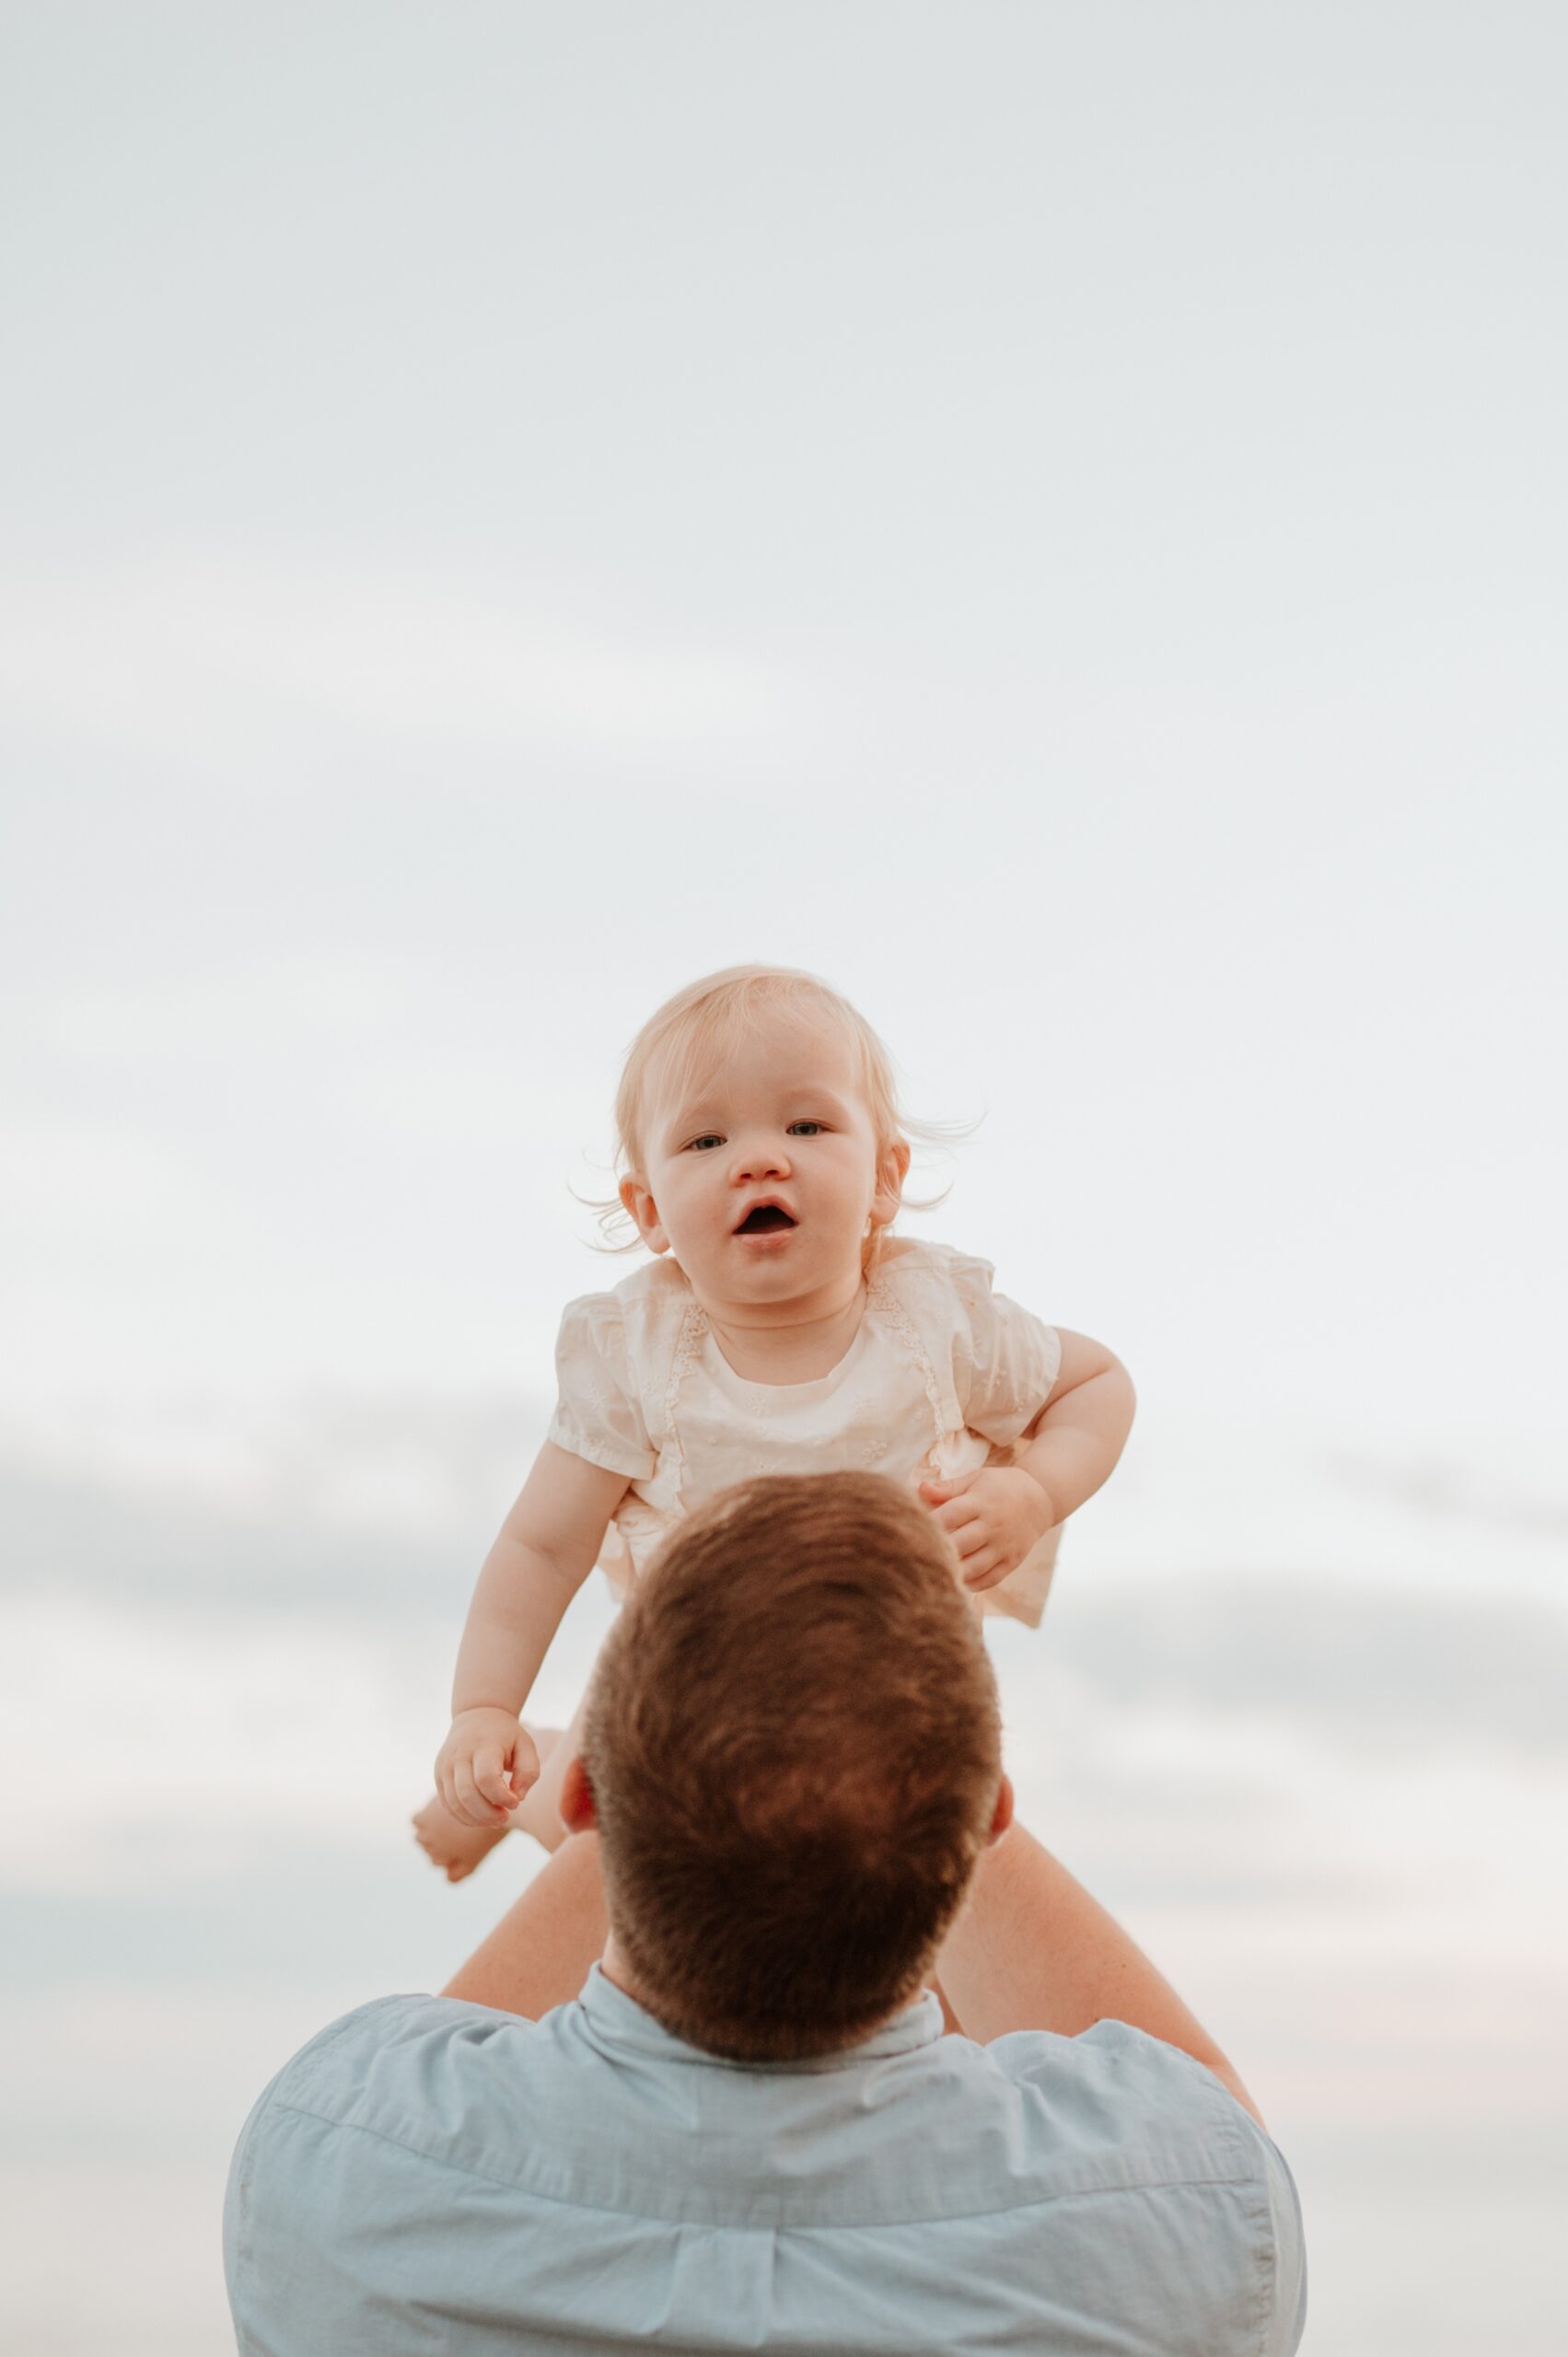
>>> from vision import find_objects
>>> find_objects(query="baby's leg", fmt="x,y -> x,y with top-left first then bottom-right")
412,1722 -> 566,1882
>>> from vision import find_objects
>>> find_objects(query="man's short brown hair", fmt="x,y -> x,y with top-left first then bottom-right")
582,1470 -> 1003,2061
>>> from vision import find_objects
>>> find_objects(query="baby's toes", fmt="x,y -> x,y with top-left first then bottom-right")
412,1794 -> 464,1864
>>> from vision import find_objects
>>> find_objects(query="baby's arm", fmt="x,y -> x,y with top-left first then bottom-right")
922,1329 -> 1135,1592
1009,1328 -> 1136,1525
435,1441 -> 629,1828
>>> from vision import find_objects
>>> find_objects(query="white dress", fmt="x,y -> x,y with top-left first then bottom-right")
544,1234 -> 1064,1628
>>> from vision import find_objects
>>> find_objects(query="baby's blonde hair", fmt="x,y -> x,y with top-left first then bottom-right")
580,964 -> 976,1278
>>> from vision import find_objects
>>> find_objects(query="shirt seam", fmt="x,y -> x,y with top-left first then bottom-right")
260,2100 -> 1267,2227
543,1413 -> 656,1482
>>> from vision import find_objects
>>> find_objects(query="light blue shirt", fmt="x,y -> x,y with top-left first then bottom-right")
225,1964 -> 1306,2355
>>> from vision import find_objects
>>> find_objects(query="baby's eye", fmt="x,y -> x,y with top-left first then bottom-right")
687,1134 -> 724,1153
789,1120 -> 825,1136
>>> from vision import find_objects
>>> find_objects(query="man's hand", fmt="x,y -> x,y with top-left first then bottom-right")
435,1709 -> 541,1827
918,1467 -> 1056,1592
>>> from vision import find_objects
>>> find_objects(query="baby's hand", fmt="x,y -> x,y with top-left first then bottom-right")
918,1469 -> 1056,1594
434,1709 -> 541,1828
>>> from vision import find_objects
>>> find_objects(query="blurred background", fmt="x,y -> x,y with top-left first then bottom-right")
3,5 -> 1564,2351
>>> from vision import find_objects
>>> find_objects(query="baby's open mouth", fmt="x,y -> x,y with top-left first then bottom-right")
736,1206 -> 797,1234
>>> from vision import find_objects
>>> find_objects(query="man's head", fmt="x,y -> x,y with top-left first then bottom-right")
565,1471 -> 1009,2062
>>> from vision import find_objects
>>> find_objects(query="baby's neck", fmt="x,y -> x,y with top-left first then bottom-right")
698,1275 -> 867,1386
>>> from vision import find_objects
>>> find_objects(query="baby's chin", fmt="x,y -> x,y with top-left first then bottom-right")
678,1235 -> 865,1299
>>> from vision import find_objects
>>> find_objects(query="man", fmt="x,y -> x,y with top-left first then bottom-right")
225,1472 -> 1307,2354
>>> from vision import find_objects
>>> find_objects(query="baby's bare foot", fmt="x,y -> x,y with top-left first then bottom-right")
411,1727 -> 564,1884
412,1793 -> 511,1883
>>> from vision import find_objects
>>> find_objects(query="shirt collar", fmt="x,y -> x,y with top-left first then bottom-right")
577,1961 -> 944,2073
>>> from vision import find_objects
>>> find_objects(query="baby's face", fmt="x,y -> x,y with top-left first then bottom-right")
621,1013 -> 903,1316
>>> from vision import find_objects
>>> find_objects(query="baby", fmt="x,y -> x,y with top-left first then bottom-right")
414,963 -> 1135,1878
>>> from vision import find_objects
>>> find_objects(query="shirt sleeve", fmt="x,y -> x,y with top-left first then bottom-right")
989,2021 -> 1307,2356
947,1251 -> 1062,1446
544,1293 -> 658,1481
1259,2131 -> 1309,2355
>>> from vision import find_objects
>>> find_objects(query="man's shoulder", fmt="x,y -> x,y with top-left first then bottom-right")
224,1995 -> 601,2353
983,2016 -> 1264,2170
955,2022 -> 1305,2340
243,1993 -> 418,2117
239,1994 -> 1249,2196
238,1993 -> 559,2155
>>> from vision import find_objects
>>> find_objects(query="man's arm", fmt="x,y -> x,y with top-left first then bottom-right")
937,1823 -> 1266,2126
441,1831 -> 609,2015
440,1813 -> 1264,2130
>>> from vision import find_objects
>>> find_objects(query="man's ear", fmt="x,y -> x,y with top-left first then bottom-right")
870,1137 -> 912,1231
985,1773 -> 1015,1849
619,1173 -> 669,1256
558,1752 -> 598,1835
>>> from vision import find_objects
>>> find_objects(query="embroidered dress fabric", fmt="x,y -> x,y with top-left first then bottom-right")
544,1236 -> 1064,1626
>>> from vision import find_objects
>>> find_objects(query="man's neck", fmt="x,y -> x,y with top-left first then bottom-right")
598,1930 -> 916,2057
598,1932 -> 644,2008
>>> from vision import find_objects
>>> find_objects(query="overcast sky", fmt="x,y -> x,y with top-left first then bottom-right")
4,1 -> 1564,1479
3,16 -> 1566,2347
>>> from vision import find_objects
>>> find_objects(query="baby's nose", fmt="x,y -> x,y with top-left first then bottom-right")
733,1135 -> 791,1181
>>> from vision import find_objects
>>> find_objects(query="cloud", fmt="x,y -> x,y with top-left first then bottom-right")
0,1390 -> 549,1612
1327,1446 -> 1568,1546
1043,1572 -> 1568,1760
0,556 -> 789,769
6,1411 -> 1567,1767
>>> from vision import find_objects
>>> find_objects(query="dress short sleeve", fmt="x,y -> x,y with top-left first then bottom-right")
948,1252 -> 1063,1447
545,1294 -> 658,1482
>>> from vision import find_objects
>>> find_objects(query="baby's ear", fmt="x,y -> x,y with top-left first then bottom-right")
620,1173 -> 668,1254
872,1137 -> 912,1223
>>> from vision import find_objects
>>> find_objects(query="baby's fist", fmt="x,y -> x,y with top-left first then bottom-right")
435,1709 -> 540,1828
918,1467 -> 1055,1592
